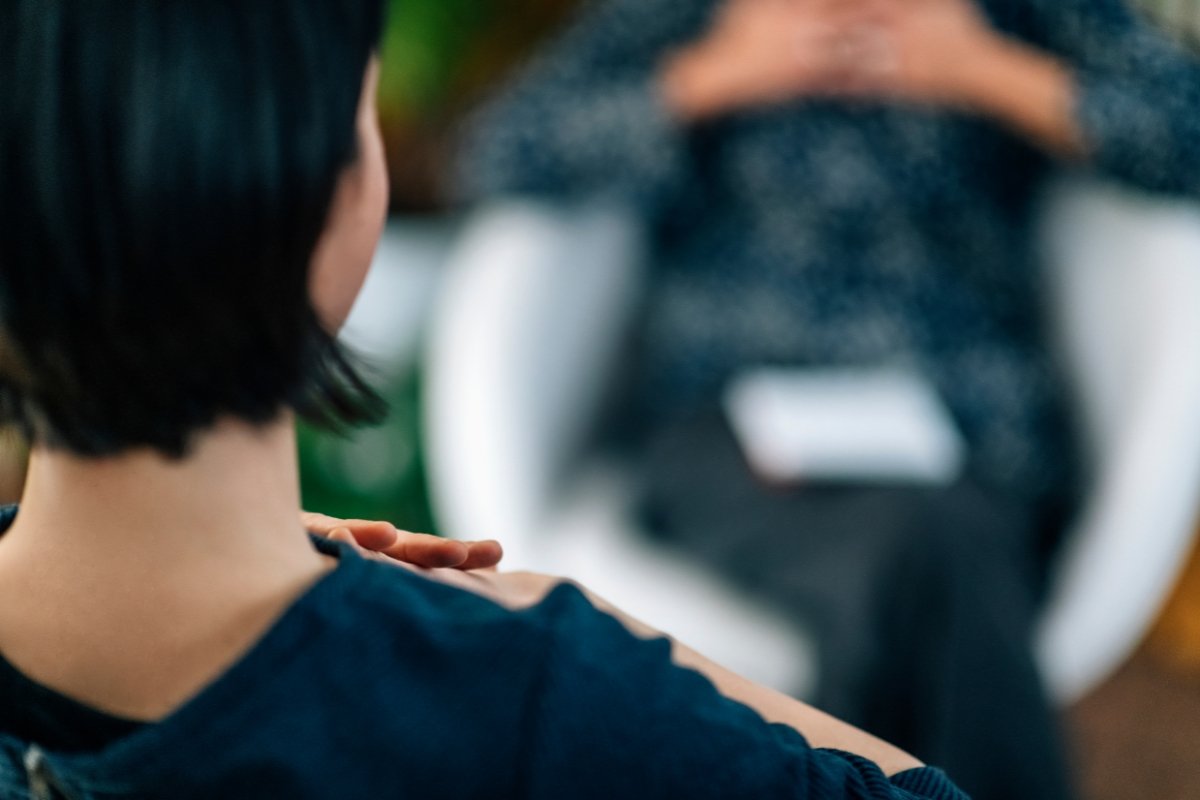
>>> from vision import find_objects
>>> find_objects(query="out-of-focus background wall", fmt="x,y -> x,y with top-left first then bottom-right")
1,1 -> 1199,797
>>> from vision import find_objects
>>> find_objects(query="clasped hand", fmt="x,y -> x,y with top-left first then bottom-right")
666,0 -> 1001,118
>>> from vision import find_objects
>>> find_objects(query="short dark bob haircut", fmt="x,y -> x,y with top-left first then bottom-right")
0,0 -> 387,458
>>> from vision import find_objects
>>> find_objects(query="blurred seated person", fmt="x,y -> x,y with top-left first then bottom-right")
0,2 -> 968,797
454,0 -> 1200,798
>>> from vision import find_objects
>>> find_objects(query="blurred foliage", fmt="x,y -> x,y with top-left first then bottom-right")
378,0 -> 578,119
376,0 -> 579,211
298,368 -> 439,535
378,0 -> 494,119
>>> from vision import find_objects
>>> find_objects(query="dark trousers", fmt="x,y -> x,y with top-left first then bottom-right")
634,412 -> 1075,800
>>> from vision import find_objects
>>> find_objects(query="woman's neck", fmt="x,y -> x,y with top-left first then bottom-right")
0,415 -> 334,720
5,415 -> 314,569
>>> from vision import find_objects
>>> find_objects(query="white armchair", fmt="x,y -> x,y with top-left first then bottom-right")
1037,178 -> 1200,702
424,178 -> 1200,703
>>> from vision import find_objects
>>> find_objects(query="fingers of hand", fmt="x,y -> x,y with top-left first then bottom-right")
777,4 -> 893,91
382,533 -> 470,569
299,511 -> 343,534
458,540 -> 504,572
710,0 -> 980,107
301,513 -> 399,550
378,536 -> 501,571
326,526 -> 384,560
834,25 -> 898,89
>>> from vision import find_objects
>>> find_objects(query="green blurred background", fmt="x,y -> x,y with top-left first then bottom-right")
376,0 -> 575,212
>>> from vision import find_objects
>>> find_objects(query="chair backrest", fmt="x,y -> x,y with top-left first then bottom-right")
427,185 -> 1200,703
425,201 -> 644,567
1037,176 -> 1200,703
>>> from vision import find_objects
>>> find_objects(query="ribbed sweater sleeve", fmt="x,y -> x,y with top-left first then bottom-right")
520,584 -> 971,799
892,766 -> 972,800
1022,0 -> 1200,195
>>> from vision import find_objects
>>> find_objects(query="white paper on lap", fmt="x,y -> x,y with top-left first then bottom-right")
723,367 -> 965,485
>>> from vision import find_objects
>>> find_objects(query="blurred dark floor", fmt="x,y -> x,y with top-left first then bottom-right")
1068,647 -> 1200,800
1068,527 -> 1200,800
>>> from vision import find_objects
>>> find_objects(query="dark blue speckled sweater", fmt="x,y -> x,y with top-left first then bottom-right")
457,0 -> 1200,504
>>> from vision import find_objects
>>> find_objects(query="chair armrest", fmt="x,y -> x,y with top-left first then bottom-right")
1038,177 -> 1200,703
423,200 -> 644,566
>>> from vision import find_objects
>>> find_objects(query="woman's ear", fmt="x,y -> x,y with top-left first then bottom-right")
309,59 -> 390,331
